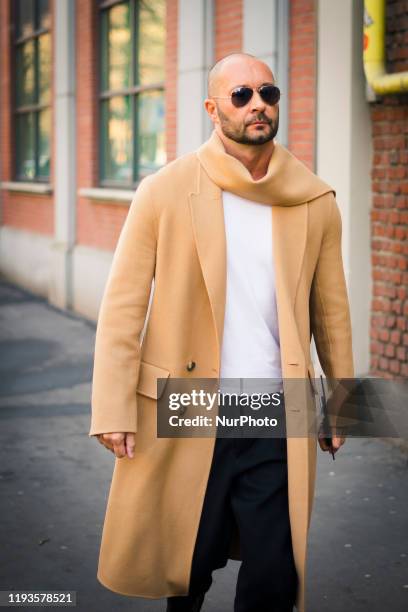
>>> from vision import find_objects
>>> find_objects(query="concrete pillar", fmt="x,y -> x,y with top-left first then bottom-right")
177,0 -> 214,155
49,0 -> 76,310
316,0 -> 372,375
243,0 -> 289,146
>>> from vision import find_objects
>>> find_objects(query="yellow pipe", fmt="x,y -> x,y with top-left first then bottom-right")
363,0 -> 408,95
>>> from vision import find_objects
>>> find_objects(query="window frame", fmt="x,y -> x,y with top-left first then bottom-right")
12,0 -> 52,183
97,0 -> 166,189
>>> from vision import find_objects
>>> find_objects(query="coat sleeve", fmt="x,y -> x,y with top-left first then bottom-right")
89,177 -> 157,437
309,195 -> 355,381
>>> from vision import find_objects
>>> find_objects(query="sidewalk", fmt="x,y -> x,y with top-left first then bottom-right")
0,279 -> 406,612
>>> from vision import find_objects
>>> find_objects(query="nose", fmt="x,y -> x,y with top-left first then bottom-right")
249,89 -> 266,112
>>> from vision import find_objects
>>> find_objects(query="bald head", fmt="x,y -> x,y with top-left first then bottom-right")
207,53 -> 275,97
204,52 -> 280,147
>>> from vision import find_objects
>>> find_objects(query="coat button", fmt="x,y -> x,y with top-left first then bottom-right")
186,361 -> 196,371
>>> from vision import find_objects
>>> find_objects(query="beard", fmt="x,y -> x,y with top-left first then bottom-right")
216,105 -> 279,145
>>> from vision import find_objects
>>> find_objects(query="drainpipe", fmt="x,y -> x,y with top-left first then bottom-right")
363,0 -> 408,100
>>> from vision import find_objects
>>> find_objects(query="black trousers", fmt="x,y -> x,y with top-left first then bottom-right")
167,392 -> 298,612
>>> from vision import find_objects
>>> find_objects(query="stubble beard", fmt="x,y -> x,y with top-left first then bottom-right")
216,104 -> 279,145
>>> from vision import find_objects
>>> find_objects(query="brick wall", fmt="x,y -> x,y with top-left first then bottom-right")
0,0 -> 54,235
0,1 -> 12,188
288,0 -> 316,170
214,0 -> 242,61
385,0 -> 408,72
369,0 -> 408,378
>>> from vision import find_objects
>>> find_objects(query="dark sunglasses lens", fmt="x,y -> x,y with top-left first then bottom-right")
260,85 -> 280,105
231,87 -> 253,107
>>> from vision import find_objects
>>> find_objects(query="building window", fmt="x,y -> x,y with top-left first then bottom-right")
98,0 -> 166,187
14,0 -> 51,182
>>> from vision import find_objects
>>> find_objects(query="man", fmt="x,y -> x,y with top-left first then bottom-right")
89,53 -> 354,612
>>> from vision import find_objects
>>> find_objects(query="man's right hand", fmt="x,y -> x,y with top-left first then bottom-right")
96,432 -> 135,459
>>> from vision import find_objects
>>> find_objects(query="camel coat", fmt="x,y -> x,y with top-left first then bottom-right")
89,134 -> 354,612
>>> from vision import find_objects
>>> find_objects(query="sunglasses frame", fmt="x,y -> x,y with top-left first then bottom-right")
211,84 -> 281,108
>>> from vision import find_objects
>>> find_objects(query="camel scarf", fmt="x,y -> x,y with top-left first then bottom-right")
196,130 -> 335,206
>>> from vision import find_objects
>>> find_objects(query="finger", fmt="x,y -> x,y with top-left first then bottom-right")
125,433 -> 136,458
112,437 -> 127,458
101,434 -> 115,451
96,435 -> 112,451
329,440 -> 344,456
332,437 -> 346,452
102,441 -> 115,453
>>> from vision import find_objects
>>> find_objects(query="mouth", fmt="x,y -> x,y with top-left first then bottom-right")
248,121 -> 269,126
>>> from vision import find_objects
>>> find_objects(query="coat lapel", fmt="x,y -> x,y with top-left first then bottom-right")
189,161 -> 309,366
272,204 -> 308,370
189,167 -> 227,368
272,204 -> 309,309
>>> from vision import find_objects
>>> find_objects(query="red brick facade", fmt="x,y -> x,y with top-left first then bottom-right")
214,0 -> 243,61
369,0 -> 408,378
0,1 -> 13,195
0,0 -> 54,235
288,0 -> 316,169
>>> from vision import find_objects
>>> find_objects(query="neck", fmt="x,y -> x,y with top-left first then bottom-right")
216,128 -> 275,180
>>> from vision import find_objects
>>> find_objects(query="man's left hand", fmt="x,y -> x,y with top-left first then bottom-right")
318,428 -> 346,455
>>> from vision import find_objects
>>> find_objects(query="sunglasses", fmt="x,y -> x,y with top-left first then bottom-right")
212,84 -> 281,108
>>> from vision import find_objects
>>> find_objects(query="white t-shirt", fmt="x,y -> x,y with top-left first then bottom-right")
219,191 -> 283,395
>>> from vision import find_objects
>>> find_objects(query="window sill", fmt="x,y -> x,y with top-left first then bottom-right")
1,181 -> 53,194
78,187 -> 136,204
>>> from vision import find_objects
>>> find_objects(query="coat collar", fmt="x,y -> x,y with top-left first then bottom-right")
189,160 -> 312,369
196,129 -> 335,206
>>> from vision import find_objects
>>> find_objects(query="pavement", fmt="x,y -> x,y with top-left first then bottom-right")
0,279 -> 407,612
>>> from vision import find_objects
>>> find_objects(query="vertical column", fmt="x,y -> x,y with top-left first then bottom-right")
49,0 -> 76,310
243,0 -> 289,146
177,0 -> 214,155
316,0 -> 372,375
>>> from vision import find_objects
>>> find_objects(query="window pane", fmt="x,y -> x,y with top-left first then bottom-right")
16,40 -> 36,107
101,95 -> 132,183
38,33 -> 51,104
137,0 -> 165,84
108,2 -> 131,91
16,0 -> 35,39
38,0 -> 51,30
16,113 -> 35,180
38,108 -> 51,178
138,90 -> 166,174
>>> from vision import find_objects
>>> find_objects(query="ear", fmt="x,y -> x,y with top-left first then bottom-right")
204,98 -> 219,124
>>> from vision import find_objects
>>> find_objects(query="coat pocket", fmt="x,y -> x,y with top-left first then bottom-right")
136,360 -> 171,400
